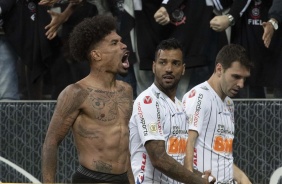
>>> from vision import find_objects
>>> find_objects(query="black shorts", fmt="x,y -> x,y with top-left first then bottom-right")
72,165 -> 129,183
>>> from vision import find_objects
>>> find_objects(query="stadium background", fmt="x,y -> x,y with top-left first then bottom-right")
0,100 -> 281,183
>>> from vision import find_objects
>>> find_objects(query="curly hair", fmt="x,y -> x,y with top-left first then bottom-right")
69,15 -> 117,62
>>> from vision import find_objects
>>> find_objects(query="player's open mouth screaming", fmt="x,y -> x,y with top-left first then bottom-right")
122,51 -> 130,69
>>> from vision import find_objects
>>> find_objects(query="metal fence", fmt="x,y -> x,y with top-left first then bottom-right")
0,100 -> 281,183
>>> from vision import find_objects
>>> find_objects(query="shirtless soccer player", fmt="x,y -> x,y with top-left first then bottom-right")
42,15 -> 133,183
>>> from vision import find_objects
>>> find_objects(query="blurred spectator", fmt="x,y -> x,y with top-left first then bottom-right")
112,0 -> 137,99
197,0 -> 251,89
39,0 -> 137,99
133,0 -> 251,99
0,15 -> 19,100
2,0 -> 61,100
133,0 -> 209,99
262,0 -> 282,98
132,1 -> 171,98
232,0 -> 282,98
45,0 -> 99,99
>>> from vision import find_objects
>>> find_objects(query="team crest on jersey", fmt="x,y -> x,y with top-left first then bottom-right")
149,123 -> 158,133
226,99 -> 234,113
143,96 -> 152,104
189,89 -> 196,98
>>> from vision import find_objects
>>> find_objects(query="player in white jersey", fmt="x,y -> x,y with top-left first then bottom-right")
129,38 -> 215,184
182,44 -> 253,184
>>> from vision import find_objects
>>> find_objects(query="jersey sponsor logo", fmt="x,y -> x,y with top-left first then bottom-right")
149,123 -> 157,133
143,96 -> 152,104
136,153 -> 147,184
167,136 -> 187,154
189,89 -> 196,98
172,126 -> 188,135
193,93 -> 203,127
248,18 -> 263,26
193,148 -> 197,167
217,125 -> 234,135
156,102 -> 163,135
137,102 -> 148,136
213,135 -> 233,154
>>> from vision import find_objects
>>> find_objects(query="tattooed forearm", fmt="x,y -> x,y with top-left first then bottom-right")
145,140 -> 206,184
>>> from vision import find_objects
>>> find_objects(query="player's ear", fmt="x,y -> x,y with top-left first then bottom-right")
152,61 -> 156,74
216,63 -> 223,77
90,50 -> 102,61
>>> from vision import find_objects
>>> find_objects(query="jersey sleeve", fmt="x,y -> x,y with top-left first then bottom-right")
132,95 -> 165,145
182,88 -> 209,134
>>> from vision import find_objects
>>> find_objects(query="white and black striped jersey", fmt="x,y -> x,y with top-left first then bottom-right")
182,81 -> 235,184
129,84 -> 188,184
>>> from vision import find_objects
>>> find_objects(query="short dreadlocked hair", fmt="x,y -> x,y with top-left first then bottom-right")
69,15 -> 117,62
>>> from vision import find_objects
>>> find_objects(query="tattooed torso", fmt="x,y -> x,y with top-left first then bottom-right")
58,81 -> 133,174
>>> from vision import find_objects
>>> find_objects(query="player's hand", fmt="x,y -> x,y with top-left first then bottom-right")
210,15 -> 230,32
202,170 -> 216,184
45,10 -> 64,40
154,7 -> 170,25
262,21 -> 275,48
38,0 -> 59,6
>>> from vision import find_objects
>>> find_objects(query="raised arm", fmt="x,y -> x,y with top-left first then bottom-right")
42,84 -> 87,182
145,140 -> 210,184
44,2 -> 82,40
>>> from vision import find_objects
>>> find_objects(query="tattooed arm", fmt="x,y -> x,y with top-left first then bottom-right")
145,140 -> 209,184
42,84 -> 88,183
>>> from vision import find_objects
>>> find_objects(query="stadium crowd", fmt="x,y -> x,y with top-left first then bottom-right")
0,0 -> 281,100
